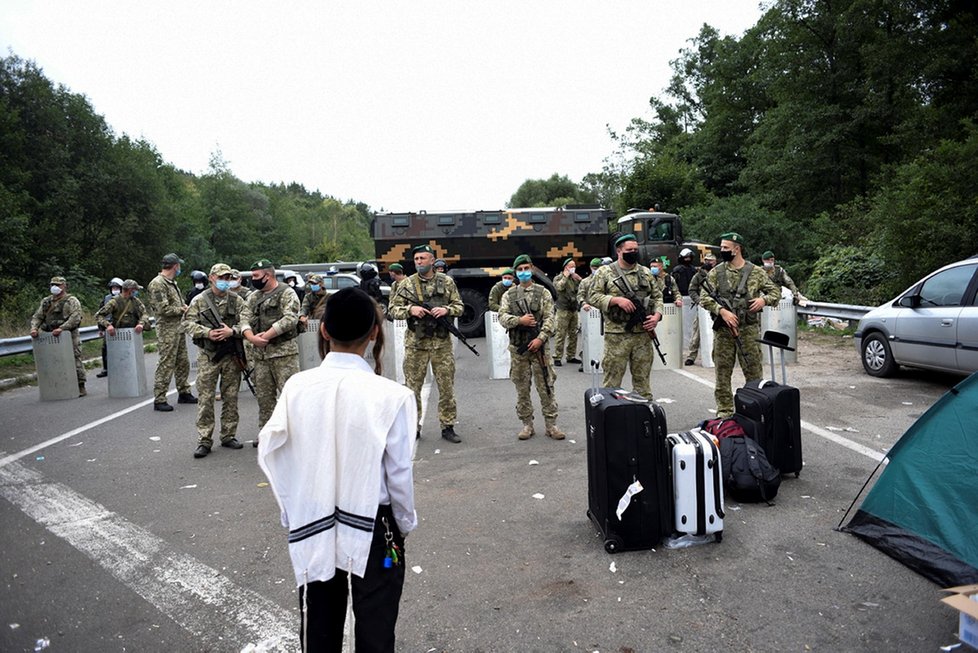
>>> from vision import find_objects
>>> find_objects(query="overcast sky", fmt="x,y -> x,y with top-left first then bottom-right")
1,1 -> 764,212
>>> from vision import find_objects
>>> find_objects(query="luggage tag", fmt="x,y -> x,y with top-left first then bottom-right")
382,517 -> 401,569
615,480 -> 644,521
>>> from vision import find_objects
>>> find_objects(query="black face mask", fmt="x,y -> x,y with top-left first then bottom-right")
622,251 -> 639,265
252,277 -> 267,290
719,250 -> 735,262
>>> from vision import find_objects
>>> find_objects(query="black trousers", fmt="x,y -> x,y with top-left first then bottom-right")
299,505 -> 406,653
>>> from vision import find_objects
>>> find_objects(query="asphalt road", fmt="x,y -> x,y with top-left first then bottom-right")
0,332 -> 968,652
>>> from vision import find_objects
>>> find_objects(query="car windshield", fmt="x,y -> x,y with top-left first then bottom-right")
918,264 -> 976,307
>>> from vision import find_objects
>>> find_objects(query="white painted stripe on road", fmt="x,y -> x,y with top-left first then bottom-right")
669,369 -> 885,462
0,460 -> 298,650
0,387 -> 183,470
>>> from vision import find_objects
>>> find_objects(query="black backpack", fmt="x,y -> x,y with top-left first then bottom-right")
719,436 -> 781,504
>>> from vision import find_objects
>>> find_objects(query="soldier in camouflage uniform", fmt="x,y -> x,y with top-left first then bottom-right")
700,234 -> 781,417
761,250 -> 804,304
499,255 -> 564,440
94,279 -> 150,335
587,234 -> 664,400
230,269 -> 251,299
649,258 -> 683,307
388,244 -> 465,443
487,268 -> 515,312
577,258 -> 605,311
147,253 -> 197,411
388,263 -> 406,300
552,258 -> 582,366
30,276 -> 87,397
685,252 -> 716,365
245,259 -> 301,445
299,274 -> 328,327
183,263 -> 253,458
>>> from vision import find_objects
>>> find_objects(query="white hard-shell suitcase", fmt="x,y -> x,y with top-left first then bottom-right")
667,429 -> 725,541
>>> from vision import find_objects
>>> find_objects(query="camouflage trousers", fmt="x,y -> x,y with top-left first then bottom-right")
712,324 -> 763,418
602,332 -> 654,400
687,309 -> 701,360
403,340 -> 456,427
195,352 -> 241,447
509,348 -> 557,424
69,330 -> 85,384
553,309 -> 579,361
254,353 -> 299,429
154,320 -> 191,403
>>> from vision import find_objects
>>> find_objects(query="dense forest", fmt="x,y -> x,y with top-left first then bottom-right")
2,0 -> 977,333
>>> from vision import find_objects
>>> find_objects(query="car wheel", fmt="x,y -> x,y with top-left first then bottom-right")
861,332 -> 897,377
458,288 -> 488,338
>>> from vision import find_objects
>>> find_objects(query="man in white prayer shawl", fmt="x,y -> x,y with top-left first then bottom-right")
258,287 -> 417,652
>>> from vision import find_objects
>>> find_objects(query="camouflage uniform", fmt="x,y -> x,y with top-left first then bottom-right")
299,289 -> 328,319
147,273 -> 193,403
653,273 -> 681,305
31,293 -> 86,384
765,264 -> 801,300
183,289 -> 253,447
94,294 -> 151,330
498,283 -> 558,427
700,262 -> 781,417
388,272 -> 464,428
577,275 -> 596,308
552,272 -> 580,361
487,280 -> 512,312
248,284 -> 301,429
686,268 -> 709,361
587,262 -> 664,400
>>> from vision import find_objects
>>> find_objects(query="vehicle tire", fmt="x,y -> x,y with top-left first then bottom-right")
861,332 -> 897,377
458,288 -> 488,338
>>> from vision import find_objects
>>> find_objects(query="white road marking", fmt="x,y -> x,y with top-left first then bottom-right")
669,368 -> 886,462
0,460 -> 298,650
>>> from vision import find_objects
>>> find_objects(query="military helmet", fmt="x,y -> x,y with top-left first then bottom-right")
434,258 -> 447,268
190,270 -> 207,282
108,277 -> 124,289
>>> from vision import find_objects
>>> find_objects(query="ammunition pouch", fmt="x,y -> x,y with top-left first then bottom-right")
407,315 -> 448,339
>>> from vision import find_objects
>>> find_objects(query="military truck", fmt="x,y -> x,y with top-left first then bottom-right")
371,207 -> 710,337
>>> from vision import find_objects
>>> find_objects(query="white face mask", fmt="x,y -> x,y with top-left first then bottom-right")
567,267 -> 576,275
111,288 -> 121,296
50,285 -> 63,295
763,261 -> 774,269
230,280 -> 240,289
194,282 -> 204,290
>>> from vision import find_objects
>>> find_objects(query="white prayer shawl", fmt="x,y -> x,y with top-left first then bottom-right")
258,352 -> 417,585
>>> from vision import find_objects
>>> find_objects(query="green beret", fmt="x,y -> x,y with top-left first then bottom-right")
250,259 -> 275,271
590,257 -> 603,267
412,244 -> 434,255
761,250 -> 775,259
562,258 -> 575,269
502,268 -> 515,277
719,232 -> 744,245
388,263 -> 404,272
513,254 -> 532,267
614,233 -> 637,247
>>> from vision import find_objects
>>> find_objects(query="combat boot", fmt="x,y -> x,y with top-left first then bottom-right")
441,426 -> 461,443
545,422 -> 565,440
178,392 -> 198,404
78,383 -> 86,397
517,422 -> 534,440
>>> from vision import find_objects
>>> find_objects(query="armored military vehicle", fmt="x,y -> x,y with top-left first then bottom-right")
372,207 -> 707,336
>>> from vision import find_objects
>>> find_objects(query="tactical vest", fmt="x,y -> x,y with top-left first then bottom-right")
405,274 -> 451,339
193,290 -> 241,351
716,262 -> 756,323
506,285 -> 546,350
250,284 -> 297,342
108,296 -> 143,328
555,276 -> 579,311
39,295 -> 75,330
605,263 -> 654,330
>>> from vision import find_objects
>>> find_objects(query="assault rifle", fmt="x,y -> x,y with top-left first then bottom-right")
698,279 -> 749,364
611,275 -> 667,366
397,288 -> 479,356
515,298 -> 552,397
201,307 -> 257,397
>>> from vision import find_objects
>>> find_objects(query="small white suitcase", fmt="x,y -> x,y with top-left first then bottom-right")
667,429 -> 724,541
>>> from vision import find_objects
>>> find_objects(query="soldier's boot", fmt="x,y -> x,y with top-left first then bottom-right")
441,426 -> 461,444
567,357 -> 582,364
78,383 -> 86,397
154,402 -> 174,412
517,421 -> 534,440
553,358 -> 562,367
545,422 -> 565,440
178,392 -> 198,404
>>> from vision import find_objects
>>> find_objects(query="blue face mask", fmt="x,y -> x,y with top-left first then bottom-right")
502,278 -> 514,287
133,290 -> 140,298
309,284 -> 321,292
215,280 -> 231,292
650,267 -> 660,276
516,270 -> 533,283
174,267 -> 182,277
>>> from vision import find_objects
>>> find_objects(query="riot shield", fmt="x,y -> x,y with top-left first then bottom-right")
761,298 -> 798,365
651,304 -> 683,371
33,332 -> 78,401
580,306 -> 604,374
297,319 -> 322,371
106,328 -> 149,398
485,312 -> 511,380
697,306 -> 715,368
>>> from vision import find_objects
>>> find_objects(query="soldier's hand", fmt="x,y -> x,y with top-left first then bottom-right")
52,328 -> 63,337
135,325 -> 144,334
518,313 -> 537,327
299,315 -> 309,325
247,333 -> 269,349
106,326 -> 116,337
527,338 -> 543,353
643,313 -> 660,332
612,297 -> 636,313
748,298 -> 766,313
675,298 -> 684,307
571,273 -> 582,281
720,308 -> 740,333
30,329 -> 38,338
582,303 -> 592,312
409,305 -> 429,319
430,306 -> 448,319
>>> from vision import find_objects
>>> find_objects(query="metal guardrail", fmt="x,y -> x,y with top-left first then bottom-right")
796,301 -> 874,323
0,319 -> 159,357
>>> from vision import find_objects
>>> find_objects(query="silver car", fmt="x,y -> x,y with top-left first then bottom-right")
855,256 -> 978,376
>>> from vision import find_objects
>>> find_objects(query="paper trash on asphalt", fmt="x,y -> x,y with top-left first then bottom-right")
528,460 -> 539,466
532,493 -> 545,499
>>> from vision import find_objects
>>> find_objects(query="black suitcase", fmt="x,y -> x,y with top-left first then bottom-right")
585,388 -> 672,553
734,379 -> 802,477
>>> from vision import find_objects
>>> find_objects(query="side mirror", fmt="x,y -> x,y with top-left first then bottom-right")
898,295 -> 921,308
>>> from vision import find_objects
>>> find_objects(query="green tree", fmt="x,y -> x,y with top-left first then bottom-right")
507,173 -> 597,208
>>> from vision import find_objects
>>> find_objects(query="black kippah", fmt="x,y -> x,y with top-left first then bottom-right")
324,287 -> 376,342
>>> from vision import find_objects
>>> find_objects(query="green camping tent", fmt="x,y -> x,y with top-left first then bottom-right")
843,371 -> 978,586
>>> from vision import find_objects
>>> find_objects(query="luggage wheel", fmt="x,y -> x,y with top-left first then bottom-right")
604,536 -> 622,554
715,531 -> 723,543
